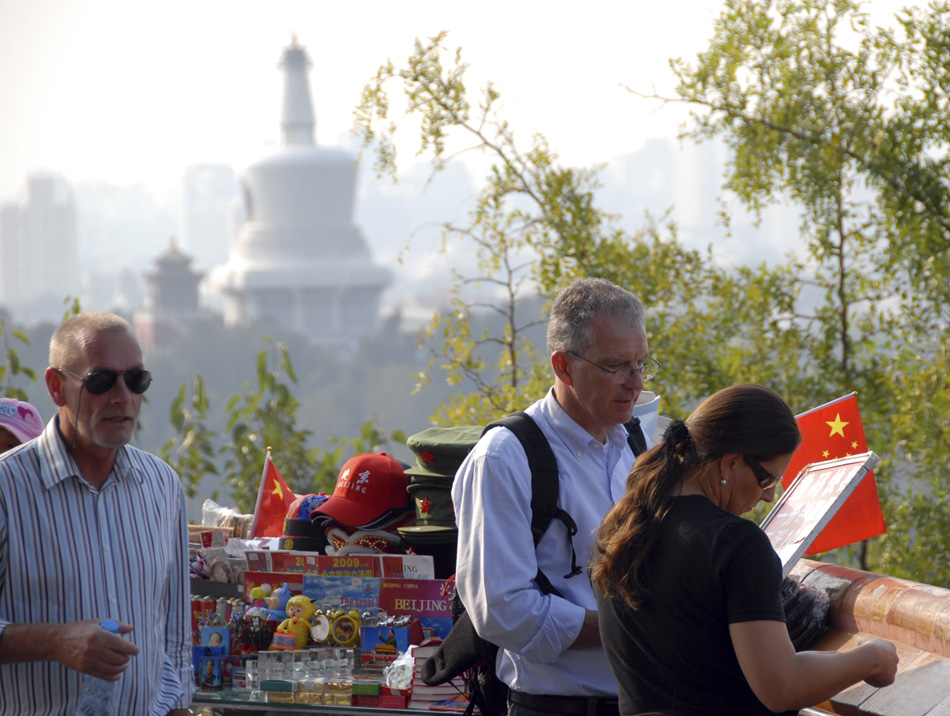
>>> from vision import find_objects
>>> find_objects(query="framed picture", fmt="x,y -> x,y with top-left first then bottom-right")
760,451 -> 879,576
201,626 -> 231,653
199,656 -> 221,690
221,656 -> 241,686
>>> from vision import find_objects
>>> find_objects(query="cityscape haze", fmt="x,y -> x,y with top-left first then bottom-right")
0,0 -> 917,513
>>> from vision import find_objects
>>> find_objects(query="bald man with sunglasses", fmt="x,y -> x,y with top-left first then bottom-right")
0,312 -> 193,715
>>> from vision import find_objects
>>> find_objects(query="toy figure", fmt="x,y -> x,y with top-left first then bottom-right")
245,583 -> 272,619
261,582 -> 292,623
275,595 -> 315,650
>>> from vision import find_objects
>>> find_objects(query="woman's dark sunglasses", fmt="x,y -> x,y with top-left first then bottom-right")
744,456 -> 783,490
58,366 -> 152,395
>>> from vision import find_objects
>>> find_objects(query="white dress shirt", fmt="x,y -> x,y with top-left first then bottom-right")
452,388 -> 643,697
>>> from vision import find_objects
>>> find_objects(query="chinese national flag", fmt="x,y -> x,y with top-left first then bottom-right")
249,449 -> 297,538
782,393 -> 886,554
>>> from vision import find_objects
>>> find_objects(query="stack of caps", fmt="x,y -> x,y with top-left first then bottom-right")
280,493 -> 330,552
397,426 -> 483,545
310,452 -> 413,532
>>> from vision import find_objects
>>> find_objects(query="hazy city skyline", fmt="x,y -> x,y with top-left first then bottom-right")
0,0 -> 917,327
1,0 -> 915,202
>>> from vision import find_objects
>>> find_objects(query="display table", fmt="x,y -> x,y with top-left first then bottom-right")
192,689 -> 433,715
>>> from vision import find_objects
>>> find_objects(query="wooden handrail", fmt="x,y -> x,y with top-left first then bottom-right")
790,559 -> 950,659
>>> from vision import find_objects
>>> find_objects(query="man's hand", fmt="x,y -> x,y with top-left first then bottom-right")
54,619 -> 139,680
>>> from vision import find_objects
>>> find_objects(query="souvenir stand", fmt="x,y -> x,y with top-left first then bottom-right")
189,435 -> 481,716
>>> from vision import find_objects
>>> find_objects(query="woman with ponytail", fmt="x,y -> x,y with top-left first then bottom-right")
591,384 -> 898,716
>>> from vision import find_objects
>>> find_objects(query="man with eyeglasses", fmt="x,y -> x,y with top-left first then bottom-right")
0,312 -> 193,715
453,277 -> 657,716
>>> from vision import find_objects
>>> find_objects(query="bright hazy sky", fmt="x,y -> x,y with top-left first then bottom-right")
0,0 -> 729,202
0,0 -> 915,203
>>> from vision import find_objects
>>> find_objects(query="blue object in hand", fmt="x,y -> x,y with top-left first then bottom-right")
76,620 -> 121,716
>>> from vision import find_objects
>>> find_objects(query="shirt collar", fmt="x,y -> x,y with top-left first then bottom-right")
539,388 -> 630,457
37,415 -> 143,490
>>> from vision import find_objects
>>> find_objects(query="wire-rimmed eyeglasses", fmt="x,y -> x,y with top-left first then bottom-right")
567,351 -> 660,383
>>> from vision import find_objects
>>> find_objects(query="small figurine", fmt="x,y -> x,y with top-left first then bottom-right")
274,595 -> 316,650
245,583 -> 272,619
261,582 -> 292,623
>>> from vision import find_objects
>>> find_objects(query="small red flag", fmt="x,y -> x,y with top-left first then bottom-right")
782,393 -> 886,553
249,448 -> 297,539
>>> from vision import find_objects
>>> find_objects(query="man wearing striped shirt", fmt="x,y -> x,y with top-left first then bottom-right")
0,312 -> 193,715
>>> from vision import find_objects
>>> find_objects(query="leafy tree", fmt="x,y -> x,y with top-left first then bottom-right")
655,0 -> 950,576
354,10 -> 950,584
0,315 -> 38,401
184,338 -> 405,513
160,375 -> 218,501
354,33 -> 725,425
219,340 -> 320,511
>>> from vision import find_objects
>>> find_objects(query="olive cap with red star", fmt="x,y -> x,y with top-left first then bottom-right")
403,425 -> 483,480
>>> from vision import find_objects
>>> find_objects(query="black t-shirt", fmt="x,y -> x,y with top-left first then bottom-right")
595,495 -> 796,716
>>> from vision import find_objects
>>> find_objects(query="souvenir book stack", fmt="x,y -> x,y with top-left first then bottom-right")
407,643 -> 472,712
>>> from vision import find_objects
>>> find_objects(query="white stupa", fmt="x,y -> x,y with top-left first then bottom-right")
211,37 -> 389,346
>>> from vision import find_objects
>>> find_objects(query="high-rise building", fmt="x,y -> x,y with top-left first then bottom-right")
0,174 -> 80,320
0,203 -> 20,308
210,37 -> 389,347
180,164 -> 240,271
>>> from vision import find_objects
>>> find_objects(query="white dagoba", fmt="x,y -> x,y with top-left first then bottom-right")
211,37 -> 389,346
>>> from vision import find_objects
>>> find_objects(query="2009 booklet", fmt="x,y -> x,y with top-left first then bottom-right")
760,451 -> 879,576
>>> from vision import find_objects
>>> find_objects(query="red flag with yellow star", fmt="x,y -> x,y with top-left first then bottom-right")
249,448 -> 297,538
781,393 -> 886,553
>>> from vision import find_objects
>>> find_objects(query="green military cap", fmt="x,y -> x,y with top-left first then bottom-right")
406,480 -> 456,526
403,425 -> 484,480
398,524 -> 458,544
397,479 -> 459,543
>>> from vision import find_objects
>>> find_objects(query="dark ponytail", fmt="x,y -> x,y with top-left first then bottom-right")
592,385 -> 800,609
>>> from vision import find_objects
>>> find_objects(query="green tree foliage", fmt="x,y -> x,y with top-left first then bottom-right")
179,339 -> 405,513
160,375 -> 218,501
355,9 -> 949,583
354,33 -> 722,425
0,315 -> 38,401
220,341 -> 321,511
660,0 -> 950,576
356,32 -> 599,424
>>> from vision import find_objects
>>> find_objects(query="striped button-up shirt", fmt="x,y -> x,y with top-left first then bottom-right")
0,417 -> 194,715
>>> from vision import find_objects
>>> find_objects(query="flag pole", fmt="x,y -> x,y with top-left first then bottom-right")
794,391 -> 858,419
249,446 -> 274,539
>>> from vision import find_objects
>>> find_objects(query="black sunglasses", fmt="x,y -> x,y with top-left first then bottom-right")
744,456 -> 783,490
58,366 -> 152,395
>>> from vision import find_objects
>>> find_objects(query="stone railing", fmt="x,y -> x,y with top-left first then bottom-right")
790,558 -> 950,716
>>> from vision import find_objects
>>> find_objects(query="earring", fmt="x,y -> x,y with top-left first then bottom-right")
720,478 -> 728,485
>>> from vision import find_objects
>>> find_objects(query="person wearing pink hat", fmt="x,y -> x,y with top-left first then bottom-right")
0,397 -> 44,453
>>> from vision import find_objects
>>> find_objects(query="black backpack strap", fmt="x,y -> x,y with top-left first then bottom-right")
625,416 -> 648,456
482,413 -> 579,592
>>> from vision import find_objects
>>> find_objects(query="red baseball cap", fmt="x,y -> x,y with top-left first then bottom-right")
311,452 -> 409,528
